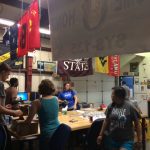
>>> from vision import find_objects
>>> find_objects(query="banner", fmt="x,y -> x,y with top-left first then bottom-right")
48,0 -> 150,60
18,11 -> 29,57
108,55 -> 120,77
95,57 -> 109,73
28,0 -> 41,50
18,0 -> 40,57
57,58 -> 93,77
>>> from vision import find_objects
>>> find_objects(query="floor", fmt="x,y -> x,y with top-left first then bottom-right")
146,141 -> 150,150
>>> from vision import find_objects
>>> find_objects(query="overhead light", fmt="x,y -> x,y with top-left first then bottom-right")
135,52 -> 150,57
0,18 -> 50,35
0,18 -> 15,26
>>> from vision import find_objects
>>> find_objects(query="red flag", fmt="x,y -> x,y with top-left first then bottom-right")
18,11 -> 29,57
17,0 -> 40,57
108,55 -> 120,77
28,0 -> 41,50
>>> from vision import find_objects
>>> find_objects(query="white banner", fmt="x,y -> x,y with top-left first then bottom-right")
48,0 -> 150,60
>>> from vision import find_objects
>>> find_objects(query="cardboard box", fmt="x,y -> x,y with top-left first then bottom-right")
11,119 -> 38,136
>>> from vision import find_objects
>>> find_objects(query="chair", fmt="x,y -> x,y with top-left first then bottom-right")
0,125 -> 7,150
49,123 -> 71,150
86,119 -> 104,150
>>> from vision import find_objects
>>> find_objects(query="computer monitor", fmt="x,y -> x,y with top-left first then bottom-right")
30,92 -> 40,101
17,92 -> 28,101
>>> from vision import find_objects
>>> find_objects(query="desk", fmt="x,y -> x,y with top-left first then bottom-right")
59,111 -> 92,131
9,111 -> 147,150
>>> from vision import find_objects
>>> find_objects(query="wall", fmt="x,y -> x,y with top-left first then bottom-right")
120,53 -> 150,115
71,73 -> 115,106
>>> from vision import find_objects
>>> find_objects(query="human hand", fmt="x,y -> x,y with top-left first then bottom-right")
14,110 -> 23,117
134,142 -> 142,150
97,135 -> 103,145
6,104 -> 12,109
73,105 -> 77,110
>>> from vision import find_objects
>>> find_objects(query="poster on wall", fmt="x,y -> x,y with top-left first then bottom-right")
37,61 -> 57,73
48,0 -> 150,60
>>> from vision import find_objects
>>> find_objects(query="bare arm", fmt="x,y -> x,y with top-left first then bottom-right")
58,99 -> 64,103
97,118 -> 109,144
99,118 -> 109,136
24,100 -> 40,124
0,105 -> 22,116
73,95 -> 78,108
134,119 -> 142,142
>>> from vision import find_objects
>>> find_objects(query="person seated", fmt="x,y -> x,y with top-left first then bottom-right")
5,78 -> 19,108
58,82 -> 78,110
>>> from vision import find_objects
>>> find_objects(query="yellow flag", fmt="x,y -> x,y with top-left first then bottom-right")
0,52 -> 10,63
95,57 -> 109,73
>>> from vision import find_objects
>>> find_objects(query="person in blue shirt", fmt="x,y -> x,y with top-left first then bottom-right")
58,82 -> 78,110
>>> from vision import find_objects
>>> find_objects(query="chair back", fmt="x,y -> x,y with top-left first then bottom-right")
87,119 -> 104,150
0,125 -> 7,150
49,123 -> 71,150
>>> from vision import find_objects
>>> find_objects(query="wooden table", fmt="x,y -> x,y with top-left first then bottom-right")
59,111 -> 92,131
9,111 -> 147,150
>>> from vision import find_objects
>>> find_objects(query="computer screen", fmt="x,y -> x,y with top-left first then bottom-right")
17,92 -> 28,101
30,92 -> 40,101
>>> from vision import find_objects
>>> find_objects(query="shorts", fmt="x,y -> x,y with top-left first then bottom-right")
104,135 -> 134,150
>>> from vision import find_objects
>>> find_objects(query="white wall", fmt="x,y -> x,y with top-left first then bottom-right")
71,73 -> 115,106
31,74 -> 63,91
3,72 -> 25,92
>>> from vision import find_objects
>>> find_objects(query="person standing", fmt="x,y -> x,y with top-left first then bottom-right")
23,79 -> 60,150
97,87 -> 142,150
0,63 -> 22,150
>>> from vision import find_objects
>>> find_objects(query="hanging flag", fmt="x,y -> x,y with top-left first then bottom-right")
57,58 -> 93,77
9,24 -> 18,60
28,0 -> 40,50
108,55 -> 120,77
18,0 -> 40,57
3,25 -> 18,60
18,11 -> 29,57
95,57 -> 109,74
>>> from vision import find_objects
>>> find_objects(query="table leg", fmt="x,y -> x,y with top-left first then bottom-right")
141,118 -> 146,150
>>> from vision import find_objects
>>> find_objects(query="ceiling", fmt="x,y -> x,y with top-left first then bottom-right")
0,0 -> 49,28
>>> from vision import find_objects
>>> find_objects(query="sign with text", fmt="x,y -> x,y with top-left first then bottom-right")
57,58 -> 93,77
48,0 -> 150,60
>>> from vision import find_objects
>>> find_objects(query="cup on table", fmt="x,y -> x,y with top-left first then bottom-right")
62,108 -> 67,115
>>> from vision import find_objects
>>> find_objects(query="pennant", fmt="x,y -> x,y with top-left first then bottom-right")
28,0 -> 41,50
108,55 -> 120,77
57,58 -> 93,77
95,57 -> 109,73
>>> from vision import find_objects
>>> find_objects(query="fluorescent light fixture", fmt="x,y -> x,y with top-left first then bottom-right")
0,18 -> 15,26
39,28 -> 51,35
0,18 -> 50,35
